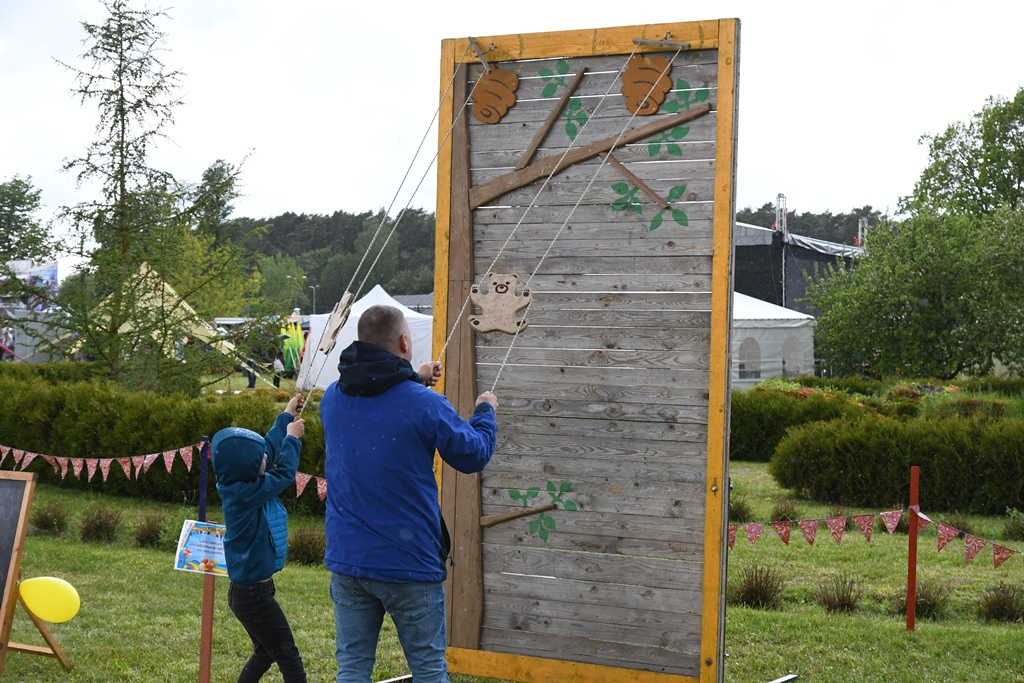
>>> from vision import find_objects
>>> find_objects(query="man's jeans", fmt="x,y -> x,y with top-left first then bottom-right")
227,579 -> 307,683
329,572 -> 449,683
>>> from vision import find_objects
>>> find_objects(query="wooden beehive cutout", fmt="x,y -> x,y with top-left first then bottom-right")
469,272 -> 530,334
472,68 -> 519,124
621,54 -> 673,115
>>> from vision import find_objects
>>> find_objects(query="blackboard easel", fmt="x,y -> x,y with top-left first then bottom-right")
0,470 -> 72,673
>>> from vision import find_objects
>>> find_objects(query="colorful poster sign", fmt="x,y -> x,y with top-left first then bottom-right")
174,520 -> 228,577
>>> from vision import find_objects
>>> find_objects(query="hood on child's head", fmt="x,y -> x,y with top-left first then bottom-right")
211,427 -> 266,485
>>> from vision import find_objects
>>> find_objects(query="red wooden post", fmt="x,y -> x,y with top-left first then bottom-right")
906,465 -> 919,631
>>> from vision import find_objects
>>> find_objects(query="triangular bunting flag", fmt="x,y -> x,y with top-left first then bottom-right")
744,522 -> 764,547
162,450 -> 177,473
798,519 -> 818,545
143,453 -> 159,473
0,445 -> 8,464
132,455 -> 145,478
853,514 -> 874,542
295,472 -> 312,498
316,477 -> 327,501
57,457 -> 69,479
771,521 -> 791,545
70,458 -> 84,478
826,517 -> 846,545
20,452 -> 38,470
100,458 -> 113,481
117,457 -> 132,479
993,544 -> 1014,569
880,509 -> 903,534
180,445 -> 193,472
42,455 -> 58,474
12,449 -> 24,467
937,523 -> 958,552
727,524 -> 738,549
964,534 -> 987,564
86,459 -> 99,481
917,511 -> 933,531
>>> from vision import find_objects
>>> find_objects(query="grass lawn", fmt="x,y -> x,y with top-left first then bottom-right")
4,465 -> 1023,681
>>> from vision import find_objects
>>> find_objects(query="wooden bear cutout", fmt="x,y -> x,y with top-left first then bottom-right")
469,273 -> 530,334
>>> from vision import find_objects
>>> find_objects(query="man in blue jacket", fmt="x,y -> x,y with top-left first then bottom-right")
320,304 -> 497,683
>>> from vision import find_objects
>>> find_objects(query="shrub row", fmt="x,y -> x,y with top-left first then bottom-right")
0,374 -> 328,514
769,415 -> 1024,514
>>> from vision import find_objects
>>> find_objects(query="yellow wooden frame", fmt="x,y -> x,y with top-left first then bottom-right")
433,18 -> 740,683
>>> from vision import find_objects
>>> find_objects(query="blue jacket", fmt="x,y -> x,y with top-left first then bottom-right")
321,341 -> 497,583
212,413 -> 301,584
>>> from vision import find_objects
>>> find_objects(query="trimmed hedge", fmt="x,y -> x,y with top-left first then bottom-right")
769,415 -> 1024,514
730,388 -> 867,462
0,374 -> 328,515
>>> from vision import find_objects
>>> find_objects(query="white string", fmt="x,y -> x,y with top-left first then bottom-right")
488,45 -> 688,391
436,44 -> 645,367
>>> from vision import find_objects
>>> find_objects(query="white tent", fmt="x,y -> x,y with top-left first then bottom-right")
732,292 -> 816,389
297,285 -> 434,390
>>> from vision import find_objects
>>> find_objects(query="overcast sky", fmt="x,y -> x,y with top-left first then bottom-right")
3,0 -> 1023,232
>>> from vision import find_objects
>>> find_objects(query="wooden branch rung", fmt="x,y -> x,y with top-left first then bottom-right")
601,152 -> 669,210
515,67 -> 588,171
480,503 -> 557,528
633,38 -> 691,50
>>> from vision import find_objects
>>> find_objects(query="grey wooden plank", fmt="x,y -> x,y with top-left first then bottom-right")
476,362 -> 711,389
483,570 -> 703,615
471,272 -> 712,292
469,306 -> 714,328
475,346 -> 712,372
480,627 -> 699,677
471,140 -> 719,171
485,178 -> 715,209
473,217 -> 714,238
481,475 -> 706,509
472,201 -> 717,225
475,156 -> 716,186
489,412 -> 708,443
490,429 -> 708,461
480,480 -> 706,519
481,595 -> 701,651
475,325 -> 711,352
482,507 -> 706,548
474,237 -> 714,259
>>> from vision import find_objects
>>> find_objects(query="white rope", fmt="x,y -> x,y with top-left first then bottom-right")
488,45 -> 688,391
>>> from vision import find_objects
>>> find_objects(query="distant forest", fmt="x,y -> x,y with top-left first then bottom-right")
217,203 -> 878,314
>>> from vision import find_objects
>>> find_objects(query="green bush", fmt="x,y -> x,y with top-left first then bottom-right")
31,501 -> 71,536
769,415 -> 1024,514
728,564 -> 786,610
728,494 -> 753,524
80,504 -> 122,544
134,514 -> 169,548
893,578 -> 952,621
0,375 -> 327,514
730,387 -> 866,461
288,526 -> 327,566
815,572 -> 862,613
977,581 -> 1024,623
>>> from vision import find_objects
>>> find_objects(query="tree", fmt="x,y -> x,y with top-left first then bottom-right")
904,87 -> 1024,216
0,175 -> 54,263
804,208 -> 1024,379
45,1 -> 259,394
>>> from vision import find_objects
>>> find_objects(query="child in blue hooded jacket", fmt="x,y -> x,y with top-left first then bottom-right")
212,392 -> 307,683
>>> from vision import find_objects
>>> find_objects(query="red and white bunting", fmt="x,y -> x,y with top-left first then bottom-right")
744,522 -> 764,547
180,445 -> 193,472
964,534 -> 987,564
316,477 -> 327,501
880,509 -> 903,534
117,458 -> 132,479
771,521 -> 791,545
728,524 -> 738,549
57,457 -> 69,478
20,452 -> 38,470
86,459 -> 99,481
826,517 -> 846,545
99,458 -> 113,481
143,453 -> 159,473
12,449 -> 24,467
132,455 -> 145,478
993,544 -> 1014,569
162,450 -> 177,473
295,472 -> 312,498
798,519 -> 818,545
853,514 -> 874,542
42,455 -> 58,474
937,523 -> 958,552
70,458 -> 84,478
0,445 -> 8,464
917,512 -> 933,531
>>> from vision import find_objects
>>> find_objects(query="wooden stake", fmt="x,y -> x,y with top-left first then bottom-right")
906,466 -> 919,631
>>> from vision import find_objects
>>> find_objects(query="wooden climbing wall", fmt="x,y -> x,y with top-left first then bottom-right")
433,19 -> 739,683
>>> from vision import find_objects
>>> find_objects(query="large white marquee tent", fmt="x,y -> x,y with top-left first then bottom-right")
297,285 -> 434,391
731,292 -> 816,389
